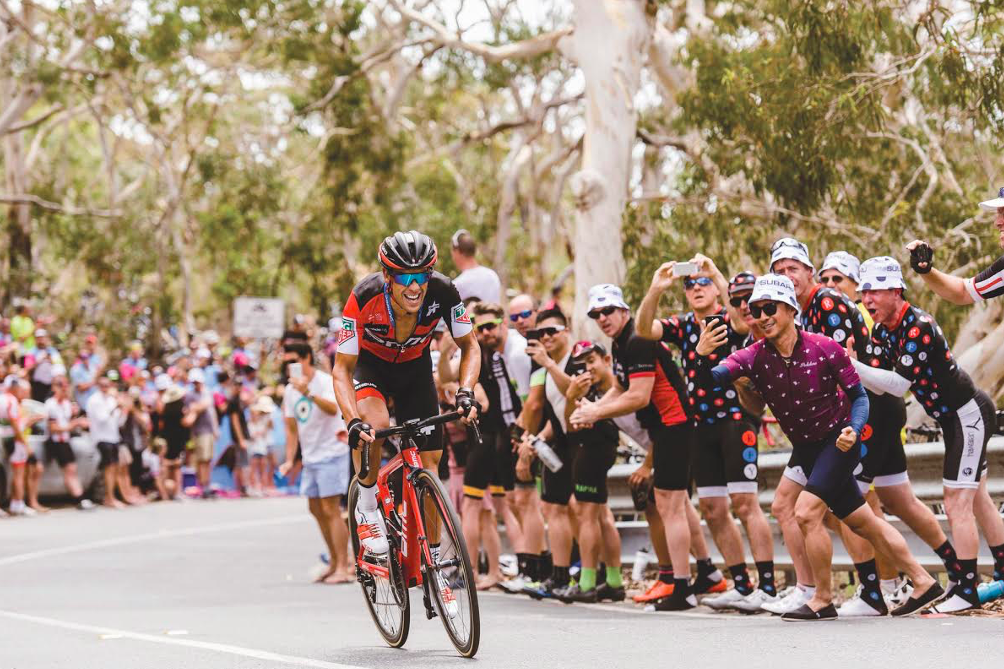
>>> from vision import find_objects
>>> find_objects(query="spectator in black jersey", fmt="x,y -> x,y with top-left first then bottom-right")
636,261 -> 777,611
906,187 -> 1004,303
556,340 -> 625,603
852,256 -> 1004,612
571,284 -> 722,611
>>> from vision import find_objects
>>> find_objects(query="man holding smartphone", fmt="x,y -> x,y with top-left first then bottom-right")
636,260 -> 777,612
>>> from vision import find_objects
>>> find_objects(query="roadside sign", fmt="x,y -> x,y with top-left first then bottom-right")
233,297 -> 285,339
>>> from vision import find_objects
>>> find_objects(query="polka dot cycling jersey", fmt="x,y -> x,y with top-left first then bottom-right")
660,307 -> 748,424
867,302 -> 978,420
800,284 -> 871,358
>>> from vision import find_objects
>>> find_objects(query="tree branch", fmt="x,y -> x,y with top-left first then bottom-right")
0,193 -> 120,217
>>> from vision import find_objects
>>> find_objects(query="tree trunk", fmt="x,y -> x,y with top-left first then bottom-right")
567,0 -> 653,334
4,130 -> 32,302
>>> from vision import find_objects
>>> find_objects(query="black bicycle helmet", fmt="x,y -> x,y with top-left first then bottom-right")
378,230 -> 438,272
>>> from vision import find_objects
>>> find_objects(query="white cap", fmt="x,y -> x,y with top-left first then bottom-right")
859,256 -> 907,291
195,347 -> 211,359
819,251 -> 861,283
586,283 -> 630,314
203,330 -> 220,345
978,186 -> 1004,211
187,368 -> 206,384
3,374 -> 26,389
749,274 -> 799,311
769,237 -> 814,272
154,373 -> 172,391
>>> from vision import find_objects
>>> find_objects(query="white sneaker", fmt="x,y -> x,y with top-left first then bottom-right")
354,506 -> 389,556
931,589 -> 979,614
762,585 -> 812,615
732,588 -> 779,613
437,571 -> 460,619
883,577 -> 913,609
9,503 -> 36,517
703,588 -> 748,610
837,585 -> 887,616
499,574 -> 531,593
77,499 -> 96,511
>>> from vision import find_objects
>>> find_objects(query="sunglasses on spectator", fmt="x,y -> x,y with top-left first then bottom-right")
390,271 -> 432,287
588,306 -> 618,320
509,309 -> 534,322
683,276 -> 713,289
771,238 -> 808,254
529,325 -> 566,338
475,318 -> 502,334
820,275 -> 845,286
749,302 -> 779,318
729,295 -> 751,308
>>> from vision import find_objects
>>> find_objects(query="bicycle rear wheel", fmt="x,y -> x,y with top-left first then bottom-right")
348,478 -> 410,648
414,469 -> 480,658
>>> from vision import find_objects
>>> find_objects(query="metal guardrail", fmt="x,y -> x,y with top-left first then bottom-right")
609,437 -> 1004,573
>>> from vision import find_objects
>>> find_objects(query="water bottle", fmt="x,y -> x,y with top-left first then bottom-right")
631,547 -> 651,582
978,580 -> 1004,604
531,436 -> 563,472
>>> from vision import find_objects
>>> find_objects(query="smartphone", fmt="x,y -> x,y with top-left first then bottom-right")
510,424 -> 526,441
704,314 -> 726,331
673,261 -> 698,277
288,362 -> 303,380
526,330 -> 542,342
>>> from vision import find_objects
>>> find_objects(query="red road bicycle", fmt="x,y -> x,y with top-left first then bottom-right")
348,410 -> 480,658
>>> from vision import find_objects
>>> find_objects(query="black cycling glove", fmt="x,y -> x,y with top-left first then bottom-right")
347,418 -> 373,450
910,242 -> 934,274
455,387 -> 476,416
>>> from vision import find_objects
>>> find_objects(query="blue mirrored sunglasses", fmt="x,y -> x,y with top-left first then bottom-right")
391,271 -> 432,287
683,276 -> 713,289
509,309 -> 534,322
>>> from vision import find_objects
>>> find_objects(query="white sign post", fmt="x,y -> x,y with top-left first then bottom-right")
233,297 -> 285,339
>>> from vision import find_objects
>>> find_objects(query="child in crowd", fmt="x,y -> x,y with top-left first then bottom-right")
248,395 -> 274,497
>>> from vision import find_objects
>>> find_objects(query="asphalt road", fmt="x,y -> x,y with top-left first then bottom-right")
1,497 -> 1001,669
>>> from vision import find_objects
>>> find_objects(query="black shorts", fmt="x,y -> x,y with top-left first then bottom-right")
462,431 -> 513,498
571,437 -> 617,504
540,441 -> 573,505
650,422 -> 693,491
939,390 -> 995,489
856,392 -> 908,492
785,431 -> 865,519
354,351 -> 442,452
45,439 -> 76,467
97,441 -> 120,469
692,419 -> 760,497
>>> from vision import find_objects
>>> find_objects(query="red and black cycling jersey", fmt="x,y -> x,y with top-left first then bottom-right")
867,302 -> 978,421
660,307 -> 748,425
965,254 -> 1004,302
337,271 -> 473,363
612,318 -> 689,430
799,284 -> 871,358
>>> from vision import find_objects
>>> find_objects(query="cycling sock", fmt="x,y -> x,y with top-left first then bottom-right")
935,540 -> 962,581
605,565 -> 623,588
729,564 -> 753,595
540,551 -> 553,578
755,561 -> 776,595
357,482 -> 378,511
552,565 -> 570,586
673,577 -> 691,597
516,553 -> 531,578
579,568 -> 597,591
854,560 -> 883,609
697,558 -> 721,581
658,565 -> 674,585
957,558 -> 980,603
989,543 -> 1004,581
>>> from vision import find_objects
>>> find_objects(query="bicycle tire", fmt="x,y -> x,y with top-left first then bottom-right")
414,469 -> 480,658
348,478 -> 410,648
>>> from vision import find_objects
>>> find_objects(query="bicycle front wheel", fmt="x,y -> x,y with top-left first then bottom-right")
414,469 -> 480,658
348,478 -> 410,648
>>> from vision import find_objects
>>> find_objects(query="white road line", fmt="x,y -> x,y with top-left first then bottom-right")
0,610 -> 369,669
0,514 -> 308,567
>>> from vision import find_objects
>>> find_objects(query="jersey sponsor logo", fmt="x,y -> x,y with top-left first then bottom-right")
821,297 -> 834,311
293,396 -> 312,423
452,303 -> 471,325
742,430 -> 757,447
426,301 -> 439,317
742,446 -> 757,462
363,329 -> 434,350
860,423 -> 873,441
743,463 -> 758,480
338,318 -> 357,345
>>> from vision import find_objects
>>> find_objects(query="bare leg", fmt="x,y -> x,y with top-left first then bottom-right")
512,487 -> 546,554
731,492 -> 773,563
772,476 -> 813,586
577,502 -> 603,572
685,498 -> 711,559
319,496 -> 352,579
599,506 -> 622,569
794,492 -> 834,609
543,502 -> 573,568
974,478 -> 1004,546
27,461 -> 49,512
309,497 -> 339,581
477,508 -> 503,589
876,483 -> 947,550
495,491 -> 523,552
699,495 -> 744,566
103,465 -> 124,508
842,502 -> 937,596
944,487 -> 979,558
654,490 -> 692,580
645,502 -> 672,566
61,462 -> 84,499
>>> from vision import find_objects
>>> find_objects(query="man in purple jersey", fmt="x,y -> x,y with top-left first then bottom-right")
696,275 -> 942,621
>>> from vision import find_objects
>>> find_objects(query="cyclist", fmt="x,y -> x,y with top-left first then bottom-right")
636,261 -> 777,612
851,256 -> 1004,612
333,231 -> 482,580
696,274 -> 943,620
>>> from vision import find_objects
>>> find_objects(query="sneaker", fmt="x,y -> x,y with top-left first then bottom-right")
762,585 -> 812,615
836,585 -> 888,617
555,583 -> 597,604
499,574 -> 532,594
703,587 -> 749,610
781,603 -> 838,621
595,582 -> 626,602
732,588 -> 779,613
692,573 -> 728,595
77,499 -> 96,511
436,570 -> 460,619
883,577 -> 913,609
523,577 -> 559,600
929,585 -> 979,614
653,589 -> 697,611
354,506 -> 389,556
499,554 -> 519,577
9,504 -> 36,517
633,581 -> 674,603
